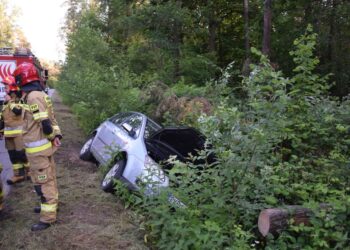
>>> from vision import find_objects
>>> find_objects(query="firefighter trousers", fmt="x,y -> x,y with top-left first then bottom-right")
5,136 -> 28,178
27,154 -> 58,223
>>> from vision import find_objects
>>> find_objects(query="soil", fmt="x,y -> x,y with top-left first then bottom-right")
0,92 -> 147,250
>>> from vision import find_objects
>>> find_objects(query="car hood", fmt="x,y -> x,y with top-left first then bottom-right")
149,127 -> 206,159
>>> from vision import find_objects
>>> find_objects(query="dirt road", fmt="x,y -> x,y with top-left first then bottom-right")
0,92 -> 146,250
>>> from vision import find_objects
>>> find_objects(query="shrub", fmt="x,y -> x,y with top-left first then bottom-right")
112,27 -> 350,249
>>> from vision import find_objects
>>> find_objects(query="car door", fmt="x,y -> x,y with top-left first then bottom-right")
92,112 -> 133,164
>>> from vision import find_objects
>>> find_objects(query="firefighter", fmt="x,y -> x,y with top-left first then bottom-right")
1,76 -> 30,185
13,62 -> 62,231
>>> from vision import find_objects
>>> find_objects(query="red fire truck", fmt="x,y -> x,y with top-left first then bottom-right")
0,47 -> 48,104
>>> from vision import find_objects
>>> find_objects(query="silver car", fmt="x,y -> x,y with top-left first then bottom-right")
79,112 -> 210,196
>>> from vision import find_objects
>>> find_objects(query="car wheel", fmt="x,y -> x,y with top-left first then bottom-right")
101,160 -> 126,193
80,134 -> 95,161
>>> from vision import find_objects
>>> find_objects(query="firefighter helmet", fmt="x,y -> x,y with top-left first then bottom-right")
8,83 -> 20,93
13,62 -> 40,86
1,75 -> 15,85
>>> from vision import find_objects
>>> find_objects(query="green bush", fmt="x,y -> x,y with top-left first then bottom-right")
170,80 -> 207,98
112,27 -> 350,249
179,52 -> 220,86
58,9 -> 147,133
59,13 -> 350,248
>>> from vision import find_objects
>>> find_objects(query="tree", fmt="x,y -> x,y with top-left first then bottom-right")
0,0 -> 16,47
262,0 -> 272,57
0,0 -> 30,48
242,0 -> 250,75
63,0 -> 85,34
60,0 -> 350,95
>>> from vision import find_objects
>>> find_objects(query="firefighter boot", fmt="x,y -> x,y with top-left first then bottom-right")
34,206 -> 41,213
31,222 -> 51,231
7,165 -> 25,185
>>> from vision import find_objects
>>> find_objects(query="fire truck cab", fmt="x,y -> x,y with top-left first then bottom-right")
0,47 -> 48,105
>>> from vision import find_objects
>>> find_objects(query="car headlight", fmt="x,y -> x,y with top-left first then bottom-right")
142,156 -> 166,183
137,156 -> 169,196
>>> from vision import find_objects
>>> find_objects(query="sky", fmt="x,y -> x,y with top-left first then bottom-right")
10,0 -> 67,62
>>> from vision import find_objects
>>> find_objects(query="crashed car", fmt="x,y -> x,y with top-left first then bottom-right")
79,112 -> 212,196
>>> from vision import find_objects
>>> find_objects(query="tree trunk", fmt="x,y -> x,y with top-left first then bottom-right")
258,204 -> 331,237
327,0 -> 343,96
207,0 -> 218,53
242,0 -> 251,76
327,0 -> 336,64
208,18 -> 218,53
172,0 -> 183,82
244,0 -> 250,59
262,0 -> 272,57
258,206 -> 312,237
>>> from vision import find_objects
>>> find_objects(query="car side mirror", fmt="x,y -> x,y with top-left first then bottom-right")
122,122 -> 136,137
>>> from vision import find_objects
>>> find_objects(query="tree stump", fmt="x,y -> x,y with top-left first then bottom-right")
258,206 -> 312,237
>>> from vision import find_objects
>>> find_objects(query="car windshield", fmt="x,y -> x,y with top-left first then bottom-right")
109,112 -> 133,126
122,114 -> 143,138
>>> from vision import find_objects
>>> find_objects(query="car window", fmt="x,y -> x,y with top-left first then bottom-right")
144,119 -> 162,139
122,114 -> 143,138
109,112 -> 133,126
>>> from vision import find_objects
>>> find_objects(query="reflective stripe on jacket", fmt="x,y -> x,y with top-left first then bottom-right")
25,138 -> 52,154
4,126 -> 23,136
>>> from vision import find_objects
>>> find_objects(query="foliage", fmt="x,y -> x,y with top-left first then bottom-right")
58,1 -> 350,249
170,81 -> 207,98
0,0 -> 30,48
58,8 -> 145,132
110,28 -> 350,249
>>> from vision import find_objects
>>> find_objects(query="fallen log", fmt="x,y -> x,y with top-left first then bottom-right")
258,204 -> 331,237
258,206 -> 312,237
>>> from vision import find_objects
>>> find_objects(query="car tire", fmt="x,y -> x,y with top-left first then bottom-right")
80,134 -> 95,161
101,160 -> 126,193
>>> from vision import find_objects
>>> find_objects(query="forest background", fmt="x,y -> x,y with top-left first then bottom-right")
2,0 -> 350,249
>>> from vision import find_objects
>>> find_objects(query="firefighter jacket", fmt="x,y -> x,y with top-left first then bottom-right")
1,99 -> 24,138
22,91 -> 61,156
